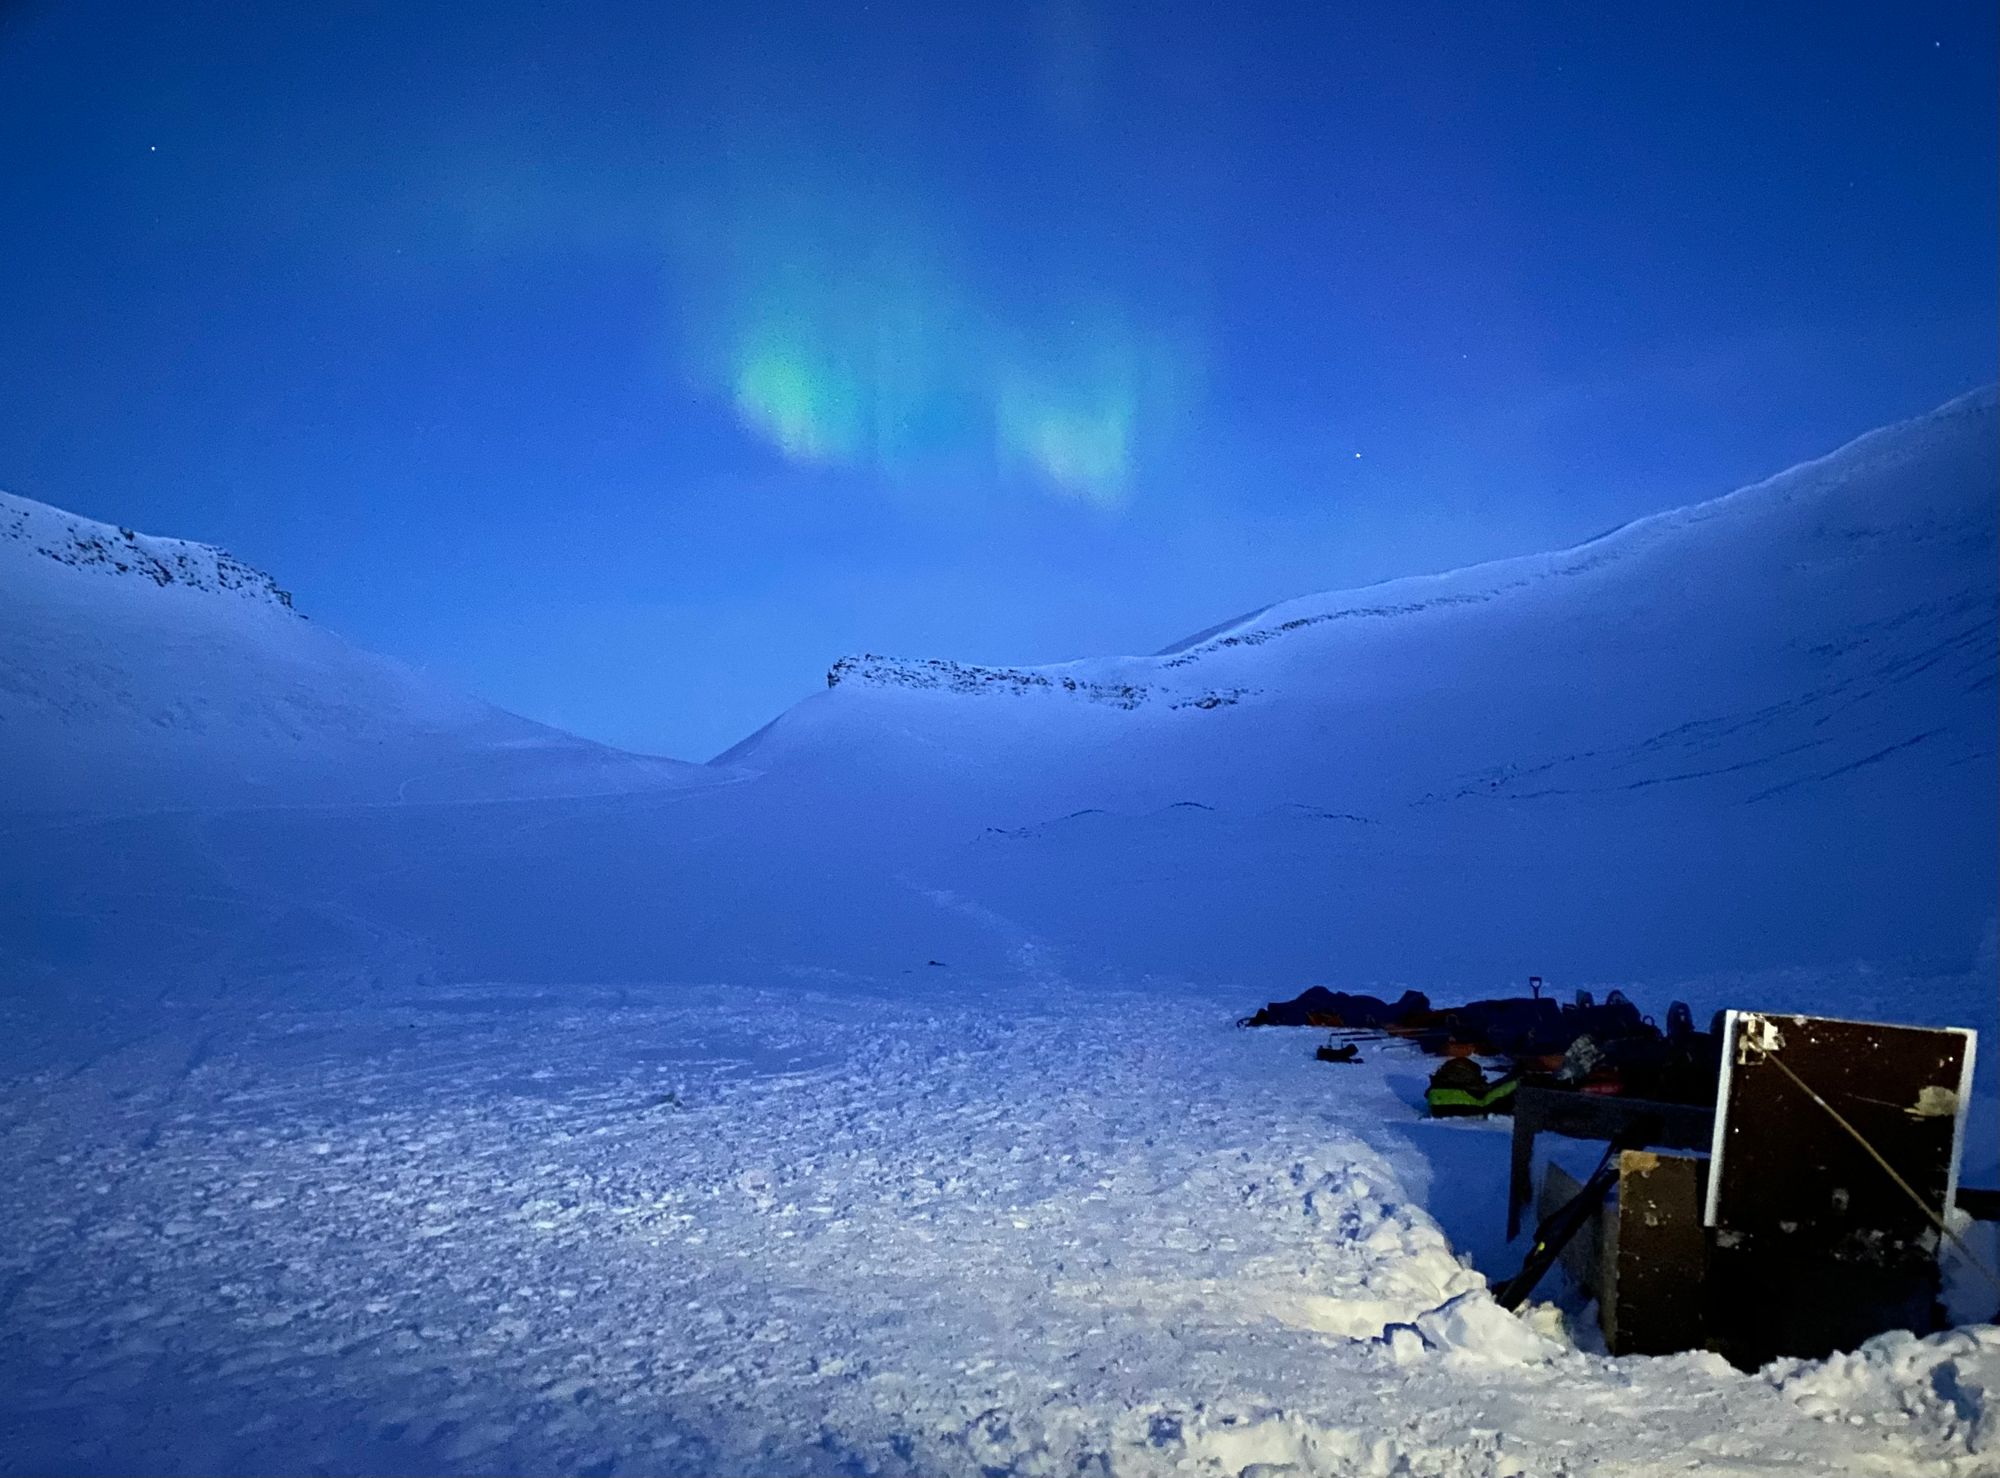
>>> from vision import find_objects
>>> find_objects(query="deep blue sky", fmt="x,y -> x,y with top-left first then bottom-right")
2,2 -> 1993,759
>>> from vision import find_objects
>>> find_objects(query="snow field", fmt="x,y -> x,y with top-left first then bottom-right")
1,978 -> 1990,1476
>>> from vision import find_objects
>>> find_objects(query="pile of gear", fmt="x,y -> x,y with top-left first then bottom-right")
1239,982 -> 1723,1116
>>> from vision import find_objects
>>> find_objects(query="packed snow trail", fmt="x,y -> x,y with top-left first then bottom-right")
1,979 -> 1990,1476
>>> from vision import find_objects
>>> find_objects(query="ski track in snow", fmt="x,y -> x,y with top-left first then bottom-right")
1,981 -> 1991,1477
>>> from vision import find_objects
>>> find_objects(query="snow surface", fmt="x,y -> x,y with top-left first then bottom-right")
1,391 -> 1996,1474
2,980 -> 1995,1476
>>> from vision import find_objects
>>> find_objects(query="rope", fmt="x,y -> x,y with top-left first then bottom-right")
1760,1048 -> 2000,1297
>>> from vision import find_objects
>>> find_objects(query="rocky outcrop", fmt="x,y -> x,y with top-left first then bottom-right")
825,653 -> 1256,713
1,492 -> 298,613
826,653 -> 1150,707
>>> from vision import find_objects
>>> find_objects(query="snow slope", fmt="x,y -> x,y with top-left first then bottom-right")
707,386 -> 1999,997
732,385 -> 1996,824
0,491 -> 717,811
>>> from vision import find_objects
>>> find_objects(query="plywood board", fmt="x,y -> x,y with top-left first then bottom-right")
1609,1150 -> 1706,1356
1705,1011 -> 1975,1265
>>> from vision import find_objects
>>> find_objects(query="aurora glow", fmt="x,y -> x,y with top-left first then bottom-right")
6,0 -> 1991,764
675,143 -> 1192,507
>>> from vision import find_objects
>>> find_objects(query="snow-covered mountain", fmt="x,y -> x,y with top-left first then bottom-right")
680,388 -> 2000,1000
1,391 -> 1993,1008
0,491 -> 714,811
731,386 -> 1997,822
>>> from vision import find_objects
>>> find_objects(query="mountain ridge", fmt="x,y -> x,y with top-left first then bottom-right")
1,389 -> 1993,1005
0,492 -> 715,813
1,489 -> 299,613
807,385 -> 1998,707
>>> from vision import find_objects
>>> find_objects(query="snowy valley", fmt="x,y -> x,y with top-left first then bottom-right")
1,392 -> 1996,1476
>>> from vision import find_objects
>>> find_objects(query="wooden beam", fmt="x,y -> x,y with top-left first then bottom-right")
1509,1087 -> 1715,1240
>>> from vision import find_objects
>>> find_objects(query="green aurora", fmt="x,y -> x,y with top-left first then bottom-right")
676,149 -> 1195,506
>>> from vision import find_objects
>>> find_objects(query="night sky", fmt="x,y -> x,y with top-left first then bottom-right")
2,2 -> 1993,759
